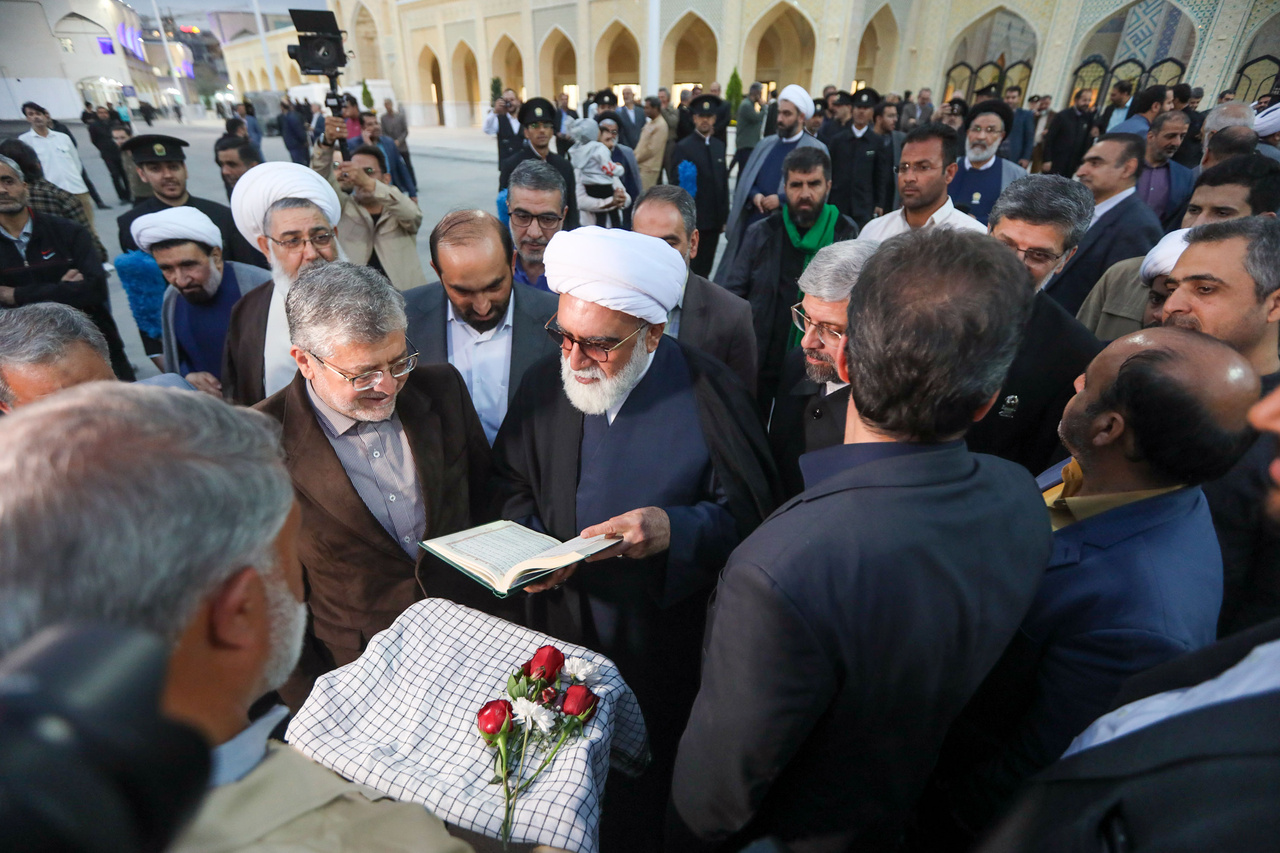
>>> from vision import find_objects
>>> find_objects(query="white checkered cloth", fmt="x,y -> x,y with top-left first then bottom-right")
287,599 -> 650,852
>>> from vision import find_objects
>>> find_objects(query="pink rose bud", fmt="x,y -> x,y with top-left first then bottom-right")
521,645 -> 566,682
477,699 -> 514,744
562,684 -> 599,721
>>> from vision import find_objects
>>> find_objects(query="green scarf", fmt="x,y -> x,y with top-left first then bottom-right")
783,203 -> 840,349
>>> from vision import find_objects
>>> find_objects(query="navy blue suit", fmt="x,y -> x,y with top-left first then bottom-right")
1001,108 -> 1036,164
1158,158 -> 1195,231
1043,192 -> 1163,316
922,477 -> 1222,844
670,441 -> 1052,852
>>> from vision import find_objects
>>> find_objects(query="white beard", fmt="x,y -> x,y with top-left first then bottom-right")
965,139 -> 994,164
560,335 -> 651,415
254,565 -> 308,696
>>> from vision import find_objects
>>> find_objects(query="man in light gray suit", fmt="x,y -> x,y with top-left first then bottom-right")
406,209 -> 559,443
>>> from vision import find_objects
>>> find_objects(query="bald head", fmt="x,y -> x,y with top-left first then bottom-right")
428,209 -> 515,333
1059,327 -> 1259,488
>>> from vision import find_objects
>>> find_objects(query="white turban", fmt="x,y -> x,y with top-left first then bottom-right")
130,206 -> 223,253
1140,228 -> 1190,285
1255,103 -> 1280,138
544,226 -> 685,324
230,161 -> 342,249
779,84 -> 815,120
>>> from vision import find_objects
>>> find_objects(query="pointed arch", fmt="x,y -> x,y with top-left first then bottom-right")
287,65 -> 302,88
662,11 -> 717,92
945,6 -> 1038,101
492,35 -> 525,98
743,3 -> 817,94
234,71 -> 246,94
851,4 -> 900,91
539,26 -> 578,105
594,20 -> 641,93
417,44 -> 445,126
1072,1 -> 1196,105
352,4 -> 384,80
451,41 -> 481,126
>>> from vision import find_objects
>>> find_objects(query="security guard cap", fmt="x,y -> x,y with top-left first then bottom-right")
518,97 -> 556,126
689,94 -> 723,116
120,134 -> 189,164
851,88 -> 880,108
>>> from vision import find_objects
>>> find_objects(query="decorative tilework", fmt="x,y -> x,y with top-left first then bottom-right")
662,1 -> 724,40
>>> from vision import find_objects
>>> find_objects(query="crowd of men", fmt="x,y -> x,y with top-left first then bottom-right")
2,72 -> 1280,853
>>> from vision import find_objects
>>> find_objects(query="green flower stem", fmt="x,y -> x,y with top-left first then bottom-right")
503,722 -> 532,847
515,727 -> 573,796
495,732 -> 513,849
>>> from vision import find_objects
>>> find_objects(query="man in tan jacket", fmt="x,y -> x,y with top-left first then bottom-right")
0,382 -> 473,853
314,116 -> 426,291
634,95 -> 669,193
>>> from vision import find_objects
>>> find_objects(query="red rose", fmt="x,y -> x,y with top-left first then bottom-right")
521,645 -> 566,682
477,699 -> 514,743
539,687 -> 558,705
562,684 -> 599,721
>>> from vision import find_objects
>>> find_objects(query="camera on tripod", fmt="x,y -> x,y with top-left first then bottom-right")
287,9 -> 348,118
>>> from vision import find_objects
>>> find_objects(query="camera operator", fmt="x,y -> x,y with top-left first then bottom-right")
0,383 -> 473,853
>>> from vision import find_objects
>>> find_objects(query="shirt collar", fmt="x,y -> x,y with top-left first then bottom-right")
799,439 -> 964,489
1042,458 -> 1183,531
780,129 -> 804,143
208,705 -> 290,788
851,123 -> 869,138
306,378 -> 359,436
446,293 -> 515,339
964,155 -> 998,171
1092,186 -> 1137,223
0,214 -> 32,242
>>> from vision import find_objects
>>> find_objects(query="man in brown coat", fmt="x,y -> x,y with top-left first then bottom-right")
256,261 -> 504,709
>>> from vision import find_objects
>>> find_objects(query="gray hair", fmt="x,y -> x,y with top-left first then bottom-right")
1204,102 -> 1255,135
509,159 -> 566,209
1191,87 -> 1204,99
263,196 -> 331,239
1186,217 -> 1280,301
749,82 -> 764,97
634,185 -> 696,238
0,383 -> 294,653
643,95 -> 661,110
988,174 -> 1095,250
798,240 -> 880,302
286,261 -> 407,357
0,153 -> 25,182
0,304 -> 109,406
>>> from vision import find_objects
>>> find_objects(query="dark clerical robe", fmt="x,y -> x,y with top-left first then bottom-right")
492,336 -> 779,846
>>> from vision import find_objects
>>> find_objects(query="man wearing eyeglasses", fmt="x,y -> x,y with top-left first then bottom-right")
311,130 -> 425,291
492,226 -> 778,849
858,124 -> 988,242
506,159 -> 569,292
224,162 -> 345,406
405,209 -> 559,444
972,174 -> 1104,474
257,261 -> 501,709
499,98 -> 579,231
947,100 -> 1028,226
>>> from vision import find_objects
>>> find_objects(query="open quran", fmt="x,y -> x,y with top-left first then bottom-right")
421,520 -> 615,597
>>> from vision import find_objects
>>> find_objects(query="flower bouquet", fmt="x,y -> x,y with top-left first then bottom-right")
477,645 -> 602,847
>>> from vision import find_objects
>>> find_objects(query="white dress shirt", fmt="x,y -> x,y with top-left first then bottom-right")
664,282 -> 688,339
851,123 -> 869,138
447,296 -> 514,444
1089,186 -> 1136,227
482,111 -> 520,137
857,195 -> 987,242
1064,637 -> 1280,758
263,281 -> 296,397
19,128 -> 86,194
963,155 -> 998,171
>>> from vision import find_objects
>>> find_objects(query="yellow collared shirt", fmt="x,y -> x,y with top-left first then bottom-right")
1043,459 -> 1183,532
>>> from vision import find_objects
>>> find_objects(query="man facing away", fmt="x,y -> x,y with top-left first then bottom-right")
0,382 -> 474,852
130,206 -> 271,396
406,209 -> 559,444
919,327 -> 1258,848
1040,133 -> 1164,316
491,225 -> 778,848
631,185 -> 758,393
256,261 -> 497,708
722,147 -> 859,406
668,228 -> 1052,852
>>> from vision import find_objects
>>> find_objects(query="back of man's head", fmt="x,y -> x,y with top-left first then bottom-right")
1172,83 -> 1192,105
429,208 -> 514,272
1206,125 -> 1259,165
1113,79 -> 1134,98
1131,85 -> 1168,117
0,383 -> 295,658
1082,329 -> 1258,486
0,304 -> 112,411
989,174 -> 1095,250
843,229 -> 1032,441
1204,102 -> 1256,135
798,239 -> 879,303
286,261 -> 407,357
225,117 -> 245,135
1196,153 -> 1280,215
0,137 -> 42,181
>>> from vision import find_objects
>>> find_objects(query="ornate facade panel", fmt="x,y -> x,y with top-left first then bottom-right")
533,6 -> 579,48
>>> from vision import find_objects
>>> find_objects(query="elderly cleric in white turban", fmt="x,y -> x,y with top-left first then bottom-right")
1141,228 -> 1190,286
1256,103 -> 1280,140
779,84 -> 816,120
543,226 -> 686,324
230,161 -> 342,249
131,206 -> 224,254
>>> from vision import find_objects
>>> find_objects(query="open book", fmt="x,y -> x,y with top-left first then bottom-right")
421,520 -> 617,597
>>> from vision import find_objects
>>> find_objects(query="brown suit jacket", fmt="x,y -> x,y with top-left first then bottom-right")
256,367 -> 511,708
678,272 -> 757,396
223,279 -> 273,406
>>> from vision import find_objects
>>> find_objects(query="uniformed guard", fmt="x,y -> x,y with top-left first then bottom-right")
670,94 -> 730,277
824,87 -> 893,228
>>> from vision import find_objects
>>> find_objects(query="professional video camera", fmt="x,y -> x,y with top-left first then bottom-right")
288,8 -> 350,143
0,624 -> 209,853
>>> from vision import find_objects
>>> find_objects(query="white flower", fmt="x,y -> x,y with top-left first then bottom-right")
562,656 -> 601,685
512,697 -> 556,734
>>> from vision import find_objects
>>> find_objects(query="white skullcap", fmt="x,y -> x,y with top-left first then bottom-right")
230,161 -> 342,248
1140,228 -> 1190,285
544,226 -> 685,324
779,84 -> 815,120
1255,103 -> 1280,137
130,206 -> 223,253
